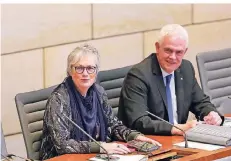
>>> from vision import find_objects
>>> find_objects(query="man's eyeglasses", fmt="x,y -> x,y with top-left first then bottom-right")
74,66 -> 97,74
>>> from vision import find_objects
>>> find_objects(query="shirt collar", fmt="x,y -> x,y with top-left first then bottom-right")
160,67 -> 174,78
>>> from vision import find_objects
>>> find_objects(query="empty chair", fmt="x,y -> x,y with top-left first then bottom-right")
196,48 -> 231,113
15,85 -> 57,160
96,65 -> 132,116
219,98 -> 231,115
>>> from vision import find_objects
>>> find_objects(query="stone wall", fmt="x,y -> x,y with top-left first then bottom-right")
1,4 -> 231,135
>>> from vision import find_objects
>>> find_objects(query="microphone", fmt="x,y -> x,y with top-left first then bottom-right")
56,113 -> 110,161
146,111 -> 188,148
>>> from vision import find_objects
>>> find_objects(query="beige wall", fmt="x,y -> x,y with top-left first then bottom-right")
1,4 -> 231,135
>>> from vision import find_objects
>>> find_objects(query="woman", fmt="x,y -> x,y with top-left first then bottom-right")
40,44 -> 161,160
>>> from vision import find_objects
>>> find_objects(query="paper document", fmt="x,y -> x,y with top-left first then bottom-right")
225,117 -> 231,121
223,117 -> 231,127
89,154 -> 148,161
174,141 -> 225,151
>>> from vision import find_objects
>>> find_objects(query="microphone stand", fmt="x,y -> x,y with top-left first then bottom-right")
146,111 -> 188,148
60,113 -> 110,161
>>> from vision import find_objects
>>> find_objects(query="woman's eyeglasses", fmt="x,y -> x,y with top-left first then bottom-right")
74,66 -> 97,74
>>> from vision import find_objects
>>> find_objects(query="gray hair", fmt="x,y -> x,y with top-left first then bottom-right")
157,24 -> 189,48
67,44 -> 100,76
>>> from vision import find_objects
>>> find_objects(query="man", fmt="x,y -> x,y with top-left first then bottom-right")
118,24 -> 223,135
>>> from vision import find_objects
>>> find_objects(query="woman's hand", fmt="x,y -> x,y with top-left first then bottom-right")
100,142 -> 131,154
135,135 -> 162,146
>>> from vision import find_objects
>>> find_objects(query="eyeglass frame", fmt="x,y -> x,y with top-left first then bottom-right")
73,65 -> 98,74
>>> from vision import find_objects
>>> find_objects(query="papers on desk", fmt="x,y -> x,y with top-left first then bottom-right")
89,154 -> 148,161
174,141 -> 225,151
223,117 -> 231,127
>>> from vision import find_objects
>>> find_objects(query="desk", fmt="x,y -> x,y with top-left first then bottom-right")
46,135 -> 231,161
46,114 -> 231,161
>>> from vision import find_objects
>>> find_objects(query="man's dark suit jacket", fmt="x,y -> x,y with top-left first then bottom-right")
118,53 -> 221,135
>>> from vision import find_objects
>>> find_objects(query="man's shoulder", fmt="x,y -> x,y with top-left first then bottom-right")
180,59 -> 193,69
182,58 -> 191,64
130,53 -> 155,74
177,59 -> 195,79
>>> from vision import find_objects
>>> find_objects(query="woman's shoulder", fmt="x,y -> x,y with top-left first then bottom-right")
95,83 -> 105,95
48,83 -> 69,102
94,83 -> 108,104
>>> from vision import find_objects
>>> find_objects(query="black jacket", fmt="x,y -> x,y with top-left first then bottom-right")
118,53 -> 222,135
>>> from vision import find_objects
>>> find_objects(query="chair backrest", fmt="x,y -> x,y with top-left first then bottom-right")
219,98 -> 231,115
15,85 -> 57,160
196,48 -> 231,111
96,66 -> 132,116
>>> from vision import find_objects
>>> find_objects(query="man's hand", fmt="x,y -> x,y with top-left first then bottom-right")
171,120 -> 198,135
203,111 -> 222,125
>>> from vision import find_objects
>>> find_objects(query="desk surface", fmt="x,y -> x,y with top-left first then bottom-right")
46,135 -> 231,161
46,135 -> 182,161
46,114 -> 231,161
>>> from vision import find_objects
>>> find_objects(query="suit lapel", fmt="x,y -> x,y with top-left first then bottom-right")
174,68 -> 184,123
155,74 -> 168,108
152,55 -> 168,108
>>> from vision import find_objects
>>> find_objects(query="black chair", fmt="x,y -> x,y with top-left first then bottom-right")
15,85 -> 57,160
196,48 -> 231,113
97,65 -> 133,116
